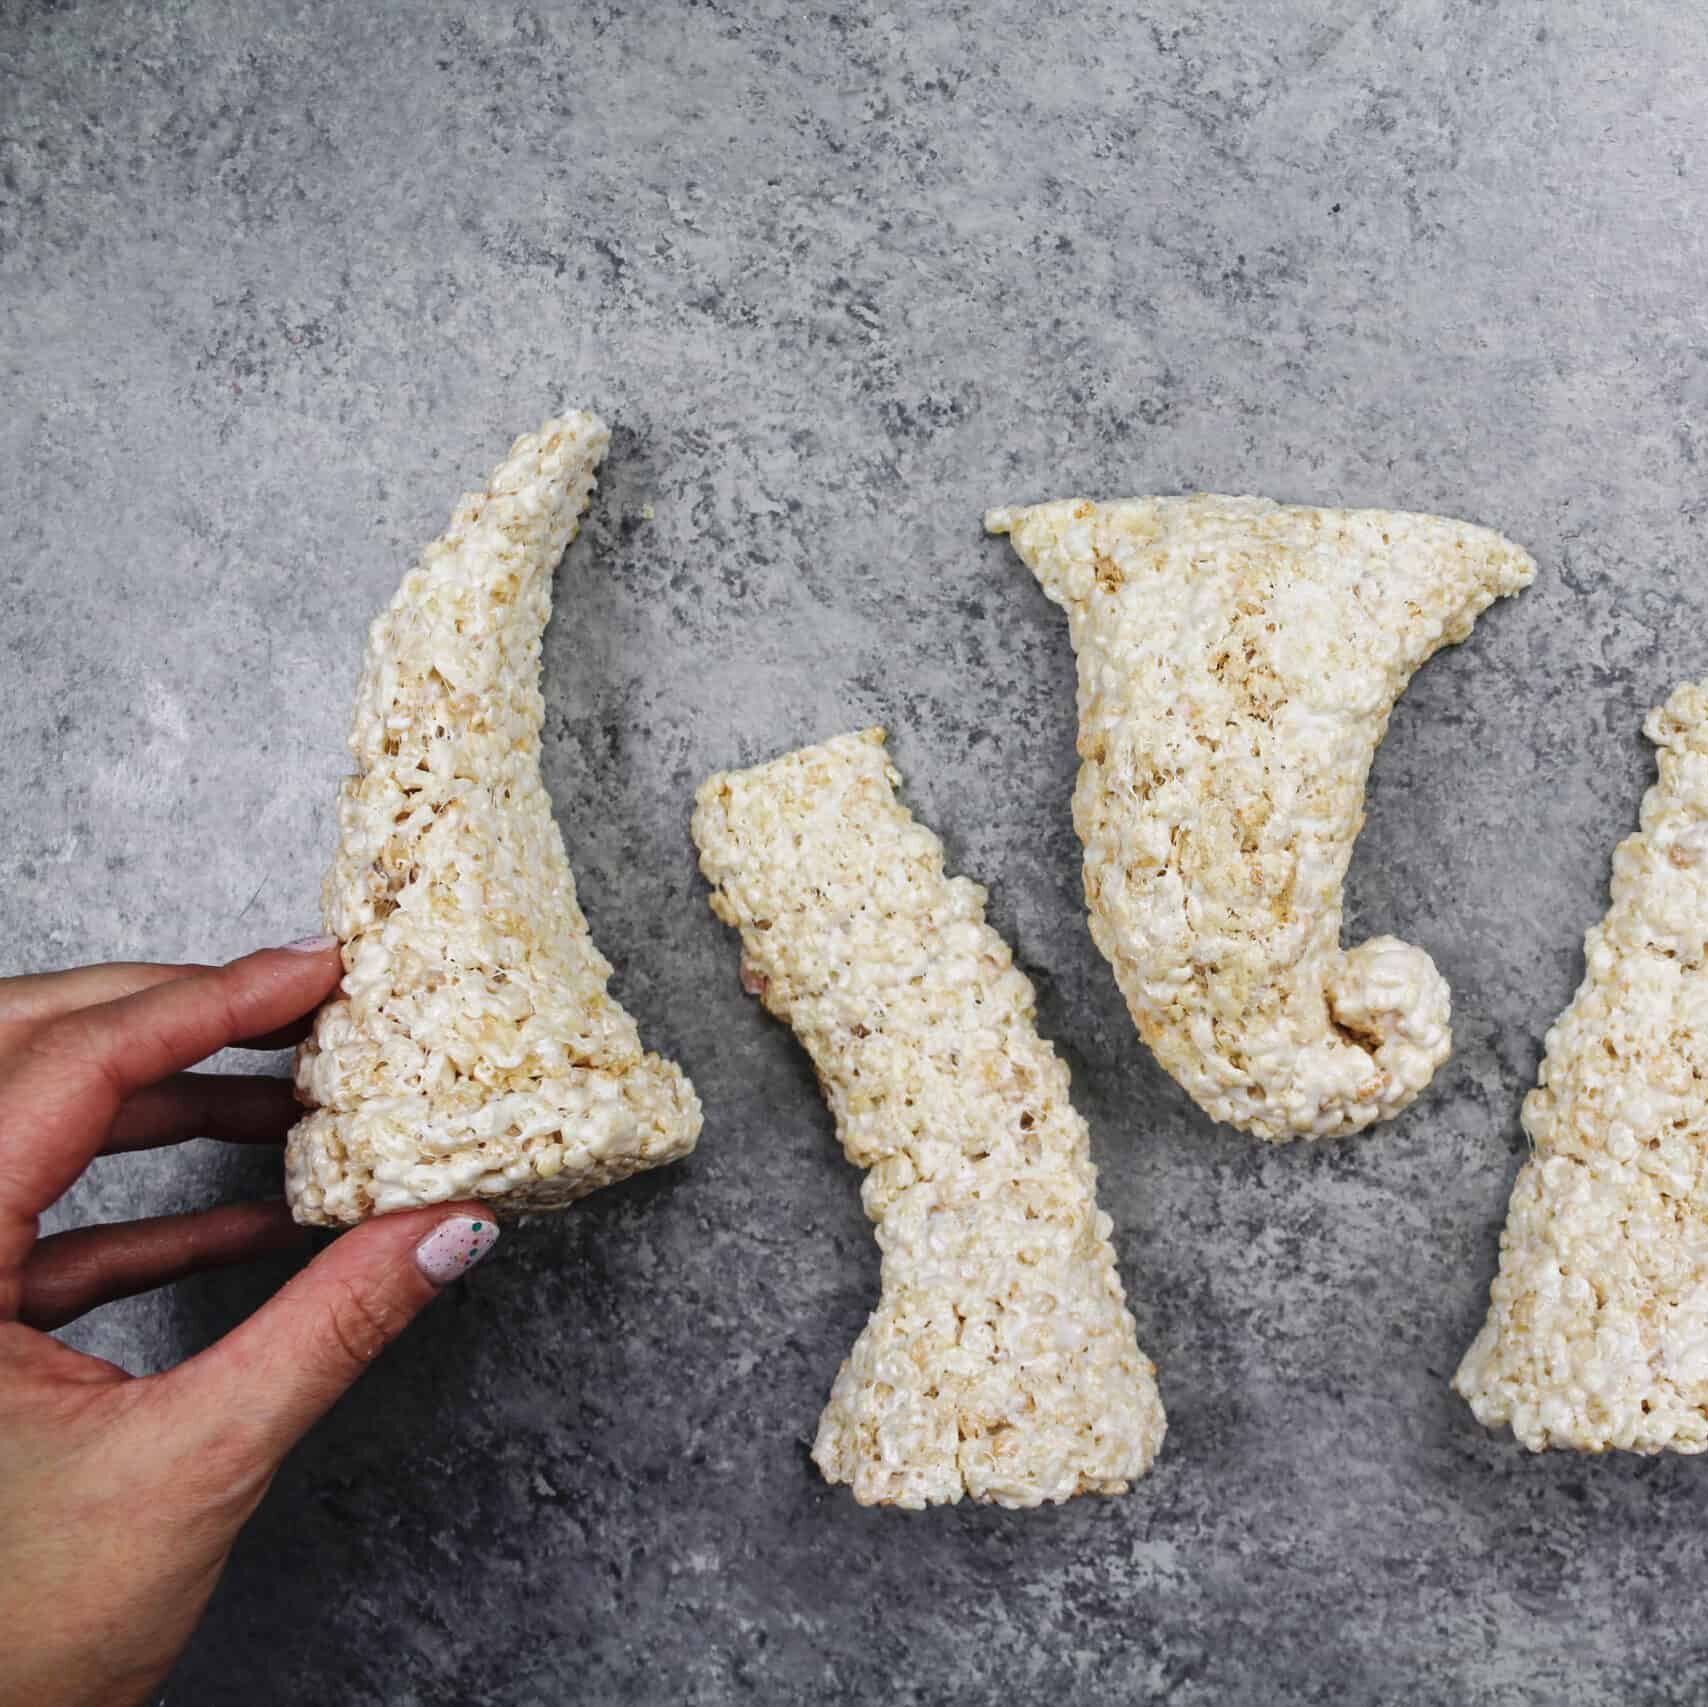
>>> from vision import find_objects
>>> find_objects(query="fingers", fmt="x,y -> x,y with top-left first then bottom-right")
162,1203 -> 499,1465
46,941 -> 343,1105
232,1014 -> 322,1052
16,1201 -> 307,1331
0,960 -> 318,1050
104,1073 -> 302,1153
0,962 -> 207,1030
0,942 -> 342,1258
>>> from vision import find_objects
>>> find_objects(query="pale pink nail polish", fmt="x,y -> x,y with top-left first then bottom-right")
282,932 -> 340,953
414,1216 -> 499,1286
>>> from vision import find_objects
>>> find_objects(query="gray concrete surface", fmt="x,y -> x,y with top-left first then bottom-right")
3,0 -> 1706,1701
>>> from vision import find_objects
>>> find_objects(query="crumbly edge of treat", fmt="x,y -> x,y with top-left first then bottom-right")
286,1054 -> 702,1226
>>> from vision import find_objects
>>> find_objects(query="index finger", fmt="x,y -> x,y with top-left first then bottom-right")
0,962 -> 309,1047
0,962 -> 209,1030
0,941 -> 342,1267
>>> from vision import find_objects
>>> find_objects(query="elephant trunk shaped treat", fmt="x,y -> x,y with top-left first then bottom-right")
692,729 -> 1166,1509
987,495 -> 1535,1141
1456,678 -> 1708,1453
285,413 -> 701,1225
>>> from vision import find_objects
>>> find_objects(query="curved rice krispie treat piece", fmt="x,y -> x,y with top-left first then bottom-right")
285,413 -> 701,1225
1455,679 -> 1708,1452
692,729 -> 1165,1509
987,495 -> 1535,1140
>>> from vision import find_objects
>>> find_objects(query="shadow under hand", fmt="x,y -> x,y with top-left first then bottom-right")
167,1166 -> 706,1707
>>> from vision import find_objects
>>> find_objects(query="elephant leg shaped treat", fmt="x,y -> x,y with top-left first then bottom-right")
692,729 -> 1166,1509
286,414 -> 701,1225
1456,680 -> 1708,1453
988,495 -> 1535,1141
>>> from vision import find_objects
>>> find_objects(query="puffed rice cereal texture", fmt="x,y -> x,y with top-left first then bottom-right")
692,729 -> 1166,1508
987,494 -> 1535,1141
285,413 -> 701,1225
1455,679 -> 1708,1452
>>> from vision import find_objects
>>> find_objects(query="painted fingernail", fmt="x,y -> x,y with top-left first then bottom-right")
281,933 -> 339,953
414,1216 -> 499,1286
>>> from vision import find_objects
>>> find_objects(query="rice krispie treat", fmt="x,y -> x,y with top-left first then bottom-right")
693,729 -> 1166,1508
988,495 -> 1535,1140
286,413 -> 701,1225
1456,679 -> 1708,1452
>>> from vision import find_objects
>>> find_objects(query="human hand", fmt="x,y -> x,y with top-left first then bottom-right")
0,940 -> 498,1707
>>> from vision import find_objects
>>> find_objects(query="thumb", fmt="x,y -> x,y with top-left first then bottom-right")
161,1203 -> 498,1466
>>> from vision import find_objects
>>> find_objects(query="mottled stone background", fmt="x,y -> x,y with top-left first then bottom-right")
4,1 -> 1706,1701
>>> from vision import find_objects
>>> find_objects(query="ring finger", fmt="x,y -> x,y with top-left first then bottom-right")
105,1073 -> 303,1154
17,1201 -> 307,1331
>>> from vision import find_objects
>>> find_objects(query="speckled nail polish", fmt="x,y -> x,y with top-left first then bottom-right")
414,1216 -> 499,1286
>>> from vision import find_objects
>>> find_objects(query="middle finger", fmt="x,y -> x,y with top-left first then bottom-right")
105,1073 -> 304,1153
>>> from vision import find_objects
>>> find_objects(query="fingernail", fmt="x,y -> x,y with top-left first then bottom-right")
281,933 -> 339,953
414,1216 -> 500,1287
